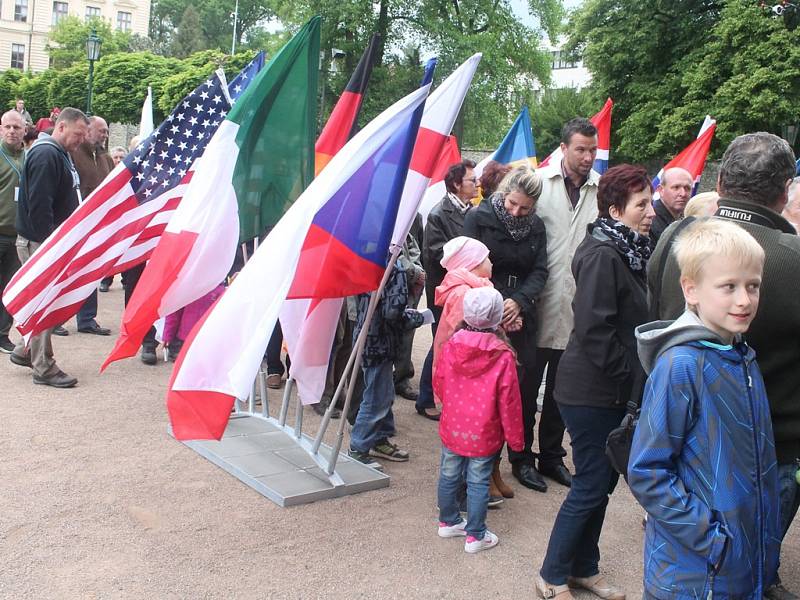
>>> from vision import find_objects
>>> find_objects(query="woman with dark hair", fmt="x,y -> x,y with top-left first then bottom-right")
479,160 -> 512,199
463,165 -> 549,498
535,164 -> 655,600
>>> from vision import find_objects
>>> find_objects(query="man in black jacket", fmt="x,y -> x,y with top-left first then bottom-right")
416,159 -> 477,419
649,132 -> 799,600
650,166 -> 692,244
10,107 -> 88,388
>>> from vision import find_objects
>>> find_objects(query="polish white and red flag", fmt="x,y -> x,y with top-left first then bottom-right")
280,54 -> 481,406
2,58 -> 264,343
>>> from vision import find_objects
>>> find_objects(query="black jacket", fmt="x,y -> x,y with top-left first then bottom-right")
649,198 -> 800,463
649,199 -> 677,246
462,199 -> 548,364
16,138 -> 80,242
422,197 -> 469,308
555,226 -> 649,409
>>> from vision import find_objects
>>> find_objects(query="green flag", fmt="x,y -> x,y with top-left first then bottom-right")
229,16 -> 320,242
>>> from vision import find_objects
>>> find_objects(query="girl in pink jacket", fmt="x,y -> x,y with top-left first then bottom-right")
433,287 -> 524,554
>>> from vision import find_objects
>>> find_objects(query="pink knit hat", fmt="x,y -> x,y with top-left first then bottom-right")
440,236 -> 490,271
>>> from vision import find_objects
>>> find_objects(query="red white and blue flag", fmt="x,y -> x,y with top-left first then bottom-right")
167,80 -> 432,440
539,98 -> 613,174
2,56 -> 264,342
281,55 -> 481,407
652,115 -> 716,199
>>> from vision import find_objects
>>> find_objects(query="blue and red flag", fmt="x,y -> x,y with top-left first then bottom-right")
652,116 -> 716,198
475,106 -> 537,178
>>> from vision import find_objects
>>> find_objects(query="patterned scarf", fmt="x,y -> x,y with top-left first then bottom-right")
490,193 -> 533,241
592,217 -> 652,272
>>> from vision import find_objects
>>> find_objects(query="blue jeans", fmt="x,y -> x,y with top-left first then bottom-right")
416,306 -> 441,411
350,360 -> 396,453
540,404 -> 625,585
77,289 -> 98,329
437,444 -> 497,539
778,461 -> 800,539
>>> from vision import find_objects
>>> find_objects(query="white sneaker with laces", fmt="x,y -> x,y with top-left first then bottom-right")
464,530 -> 499,553
437,519 -> 467,538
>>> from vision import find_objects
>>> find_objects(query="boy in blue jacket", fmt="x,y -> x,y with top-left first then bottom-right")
629,219 -> 780,599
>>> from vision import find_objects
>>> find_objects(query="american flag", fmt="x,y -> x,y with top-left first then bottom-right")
3,56 -> 263,341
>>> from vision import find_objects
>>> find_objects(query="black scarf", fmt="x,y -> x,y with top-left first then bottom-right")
592,217 -> 652,272
490,193 -> 533,241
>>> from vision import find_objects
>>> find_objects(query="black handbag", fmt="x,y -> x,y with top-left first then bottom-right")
605,399 -> 639,483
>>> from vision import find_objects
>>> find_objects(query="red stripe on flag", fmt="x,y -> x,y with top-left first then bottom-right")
409,127 -> 449,179
166,293 -> 233,441
286,223 -> 384,299
315,91 -> 363,161
103,229 -> 199,370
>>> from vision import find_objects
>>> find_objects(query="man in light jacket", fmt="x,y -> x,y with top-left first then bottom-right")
512,118 -> 600,492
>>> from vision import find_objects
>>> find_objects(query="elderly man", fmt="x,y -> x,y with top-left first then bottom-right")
72,115 -> 114,336
784,176 -> 800,232
514,117 -> 601,493
0,110 -> 25,353
9,107 -> 89,388
650,166 -> 693,243
649,132 -> 799,600
416,159 -> 478,420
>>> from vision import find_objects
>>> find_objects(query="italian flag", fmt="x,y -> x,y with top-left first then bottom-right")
102,17 -> 320,370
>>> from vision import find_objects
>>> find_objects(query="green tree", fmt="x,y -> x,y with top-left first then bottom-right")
47,16 -> 134,70
93,52 -> 184,123
47,64 -> 90,112
0,69 -> 24,111
14,71 -> 56,121
530,87 -> 596,156
170,5 -> 209,58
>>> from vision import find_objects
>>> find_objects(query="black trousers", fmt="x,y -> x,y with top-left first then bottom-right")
508,347 -> 567,469
121,263 -> 156,347
0,234 -> 20,337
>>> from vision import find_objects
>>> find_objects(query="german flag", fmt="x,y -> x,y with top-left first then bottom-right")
314,33 -> 380,175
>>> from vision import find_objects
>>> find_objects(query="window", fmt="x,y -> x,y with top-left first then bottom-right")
85,5 -> 100,19
11,44 -> 25,70
52,1 -> 69,25
14,0 -> 28,21
551,50 -> 578,70
116,10 -> 131,31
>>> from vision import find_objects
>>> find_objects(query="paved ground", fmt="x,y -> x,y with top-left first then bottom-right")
2,286 -> 798,599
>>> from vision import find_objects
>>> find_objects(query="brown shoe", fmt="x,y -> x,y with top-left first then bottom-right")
493,457 -> 514,498
536,575 -> 574,600
567,575 -> 625,600
266,374 -> 282,389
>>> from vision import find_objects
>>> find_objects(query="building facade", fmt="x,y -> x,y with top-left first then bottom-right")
0,0 -> 150,72
532,37 -> 592,96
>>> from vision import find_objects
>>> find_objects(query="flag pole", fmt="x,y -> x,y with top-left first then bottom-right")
313,245 -> 403,475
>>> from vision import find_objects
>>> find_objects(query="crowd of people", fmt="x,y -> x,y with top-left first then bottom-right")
2,97 -> 800,599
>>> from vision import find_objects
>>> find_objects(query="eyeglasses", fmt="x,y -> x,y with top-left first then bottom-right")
464,177 -> 477,183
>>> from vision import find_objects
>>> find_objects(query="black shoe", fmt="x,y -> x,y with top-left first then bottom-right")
765,584 -> 800,600
10,352 -> 32,368
99,283 -> 110,292
33,370 -> 77,388
141,345 -> 157,365
512,463 -> 547,493
539,463 -> 572,488
0,335 -> 14,353
312,401 -> 341,419
52,325 -> 69,336
488,495 -> 504,508
395,383 -> 419,401
78,323 -> 111,336
416,407 -> 441,421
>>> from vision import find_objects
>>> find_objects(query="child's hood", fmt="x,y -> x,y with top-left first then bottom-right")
446,329 -> 510,376
434,268 -> 492,306
636,310 -> 731,375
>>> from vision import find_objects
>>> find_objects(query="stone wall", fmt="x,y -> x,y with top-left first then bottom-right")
108,123 -> 140,153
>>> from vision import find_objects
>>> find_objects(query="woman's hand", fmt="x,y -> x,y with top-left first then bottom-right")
503,315 -> 523,333
502,298 -> 521,326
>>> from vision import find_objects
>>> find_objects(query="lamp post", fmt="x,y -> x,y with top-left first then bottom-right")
85,28 -> 101,116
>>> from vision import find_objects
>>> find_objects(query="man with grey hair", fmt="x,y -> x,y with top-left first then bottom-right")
649,132 -> 800,600
783,176 -> 800,232
9,107 -> 89,388
0,110 -> 25,353
650,166 -> 693,243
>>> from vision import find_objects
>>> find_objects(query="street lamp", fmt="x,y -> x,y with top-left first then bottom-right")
85,28 -> 101,116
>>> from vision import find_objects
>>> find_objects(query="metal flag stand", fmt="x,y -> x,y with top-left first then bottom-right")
174,244 -> 403,507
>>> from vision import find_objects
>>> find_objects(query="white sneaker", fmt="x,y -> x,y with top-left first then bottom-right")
464,530 -> 499,553
438,519 -> 467,538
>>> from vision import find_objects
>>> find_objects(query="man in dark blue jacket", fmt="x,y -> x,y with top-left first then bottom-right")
10,107 -> 88,388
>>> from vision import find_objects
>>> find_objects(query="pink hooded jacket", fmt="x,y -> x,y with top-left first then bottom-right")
433,268 -> 492,364
433,329 -> 524,457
